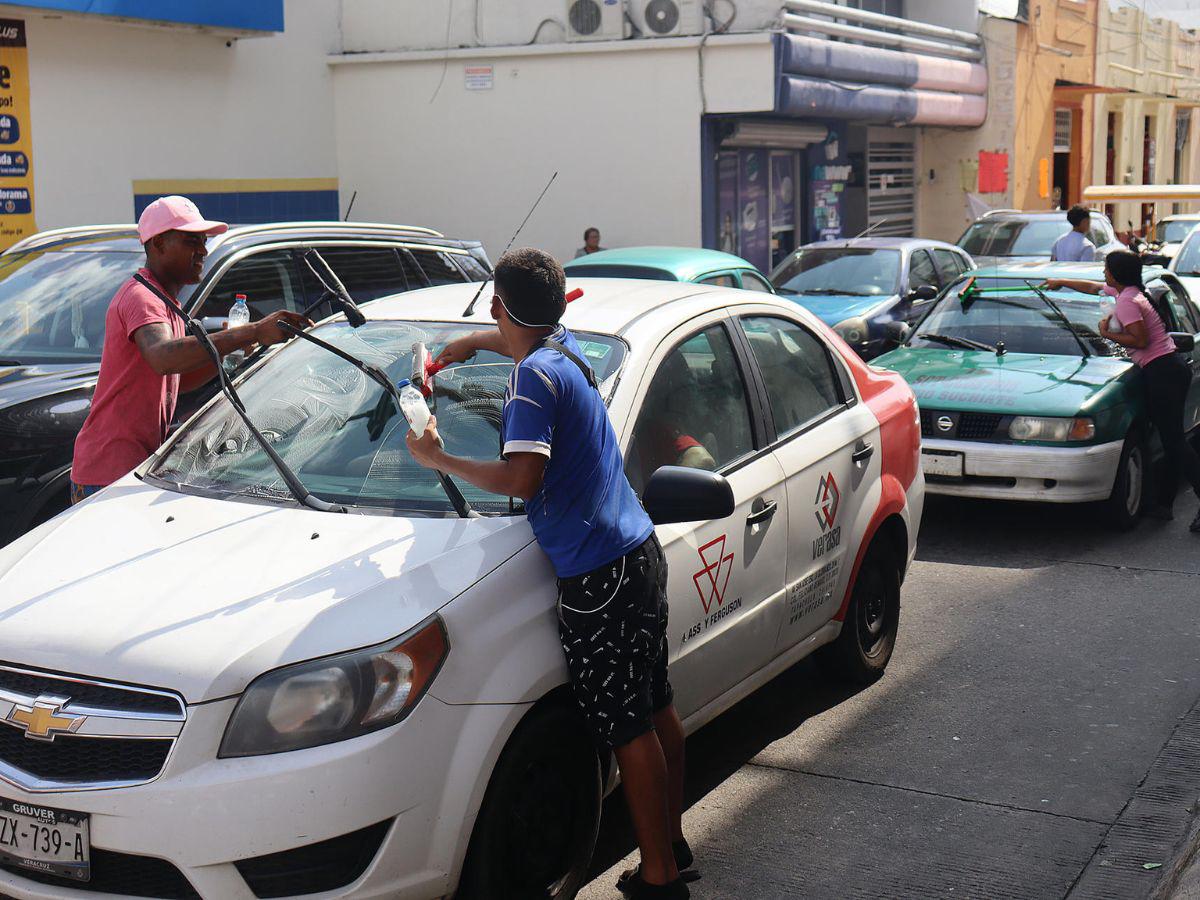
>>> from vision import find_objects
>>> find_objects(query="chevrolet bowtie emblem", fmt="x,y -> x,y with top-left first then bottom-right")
5,697 -> 85,742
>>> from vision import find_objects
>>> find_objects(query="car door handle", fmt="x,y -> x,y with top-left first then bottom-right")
852,442 -> 875,464
746,499 -> 778,526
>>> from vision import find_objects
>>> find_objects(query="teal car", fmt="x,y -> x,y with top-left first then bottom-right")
563,246 -> 775,292
874,261 -> 1200,527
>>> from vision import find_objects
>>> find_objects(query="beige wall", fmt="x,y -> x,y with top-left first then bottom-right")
11,0 -> 340,229
329,34 -> 775,262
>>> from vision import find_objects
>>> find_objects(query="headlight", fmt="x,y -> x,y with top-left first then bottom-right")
219,617 -> 448,757
1008,416 -> 1095,442
834,316 -> 870,345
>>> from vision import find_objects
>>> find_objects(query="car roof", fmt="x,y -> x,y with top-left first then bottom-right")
798,237 -> 962,251
966,260 -> 1169,281
975,210 -> 1112,222
1162,213 -> 1200,221
563,246 -> 759,280
358,277 -> 801,339
3,221 -> 472,256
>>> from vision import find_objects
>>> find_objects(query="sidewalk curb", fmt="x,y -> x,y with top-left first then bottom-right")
1154,803 -> 1200,900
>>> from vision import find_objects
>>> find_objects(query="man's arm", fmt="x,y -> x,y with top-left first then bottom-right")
132,310 -> 312,376
406,417 -> 546,500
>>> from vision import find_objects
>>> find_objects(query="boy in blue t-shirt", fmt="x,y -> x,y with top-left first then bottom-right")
406,249 -> 693,898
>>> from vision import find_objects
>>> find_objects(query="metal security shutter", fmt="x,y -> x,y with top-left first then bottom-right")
867,141 -> 915,236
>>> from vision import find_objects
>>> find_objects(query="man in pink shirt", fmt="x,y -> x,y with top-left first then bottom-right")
71,196 -> 310,500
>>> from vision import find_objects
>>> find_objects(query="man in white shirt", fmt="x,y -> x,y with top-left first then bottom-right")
1051,205 -> 1098,262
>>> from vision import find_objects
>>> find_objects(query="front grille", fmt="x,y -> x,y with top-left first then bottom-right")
2,848 -> 199,898
920,409 -> 1005,441
0,725 -> 171,784
236,820 -> 392,898
957,413 -> 1003,440
0,666 -> 183,715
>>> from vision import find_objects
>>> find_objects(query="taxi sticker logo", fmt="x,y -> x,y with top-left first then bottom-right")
693,535 -> 735,614
814,472 -> 840,532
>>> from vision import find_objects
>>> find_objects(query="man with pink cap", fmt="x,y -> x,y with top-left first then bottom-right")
70,196 -> 310,501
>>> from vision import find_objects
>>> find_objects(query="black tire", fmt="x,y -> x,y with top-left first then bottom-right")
818,544 -> 901,685
1104,432 -> 1147,531
456,705 -> 602,900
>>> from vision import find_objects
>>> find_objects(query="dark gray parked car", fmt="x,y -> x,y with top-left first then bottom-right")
0,221 -> 490,544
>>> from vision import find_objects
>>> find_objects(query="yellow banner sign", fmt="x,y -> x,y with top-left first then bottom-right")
0,19 -> 35,250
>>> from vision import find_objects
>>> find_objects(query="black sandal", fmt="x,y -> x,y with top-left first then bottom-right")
615,871 -> 690,899
617,839 -> 700,895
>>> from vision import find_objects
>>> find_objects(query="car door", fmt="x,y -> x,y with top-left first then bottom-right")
734,312 -> 880,651
903,249 -> 940,324
622,316 -> 788,718
1160,278 -> 1200,431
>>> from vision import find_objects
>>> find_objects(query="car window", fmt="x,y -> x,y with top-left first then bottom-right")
908,250 -> 939,292
699,273 -> 737,288
564,264 -> 677,281
202,249 -> 302,321
740,271 -> 773,293
625,324 -> 754,493
1162,285 -> 1198,332
1088,218 -> 1113,248
1158,220 -> 1200,244
301,246 -> 411,302
410,249 -> 467,287
453,253 -> 491,281
0,249 -> 139,364
931,249 -> 965,284
741,316 -> 842,436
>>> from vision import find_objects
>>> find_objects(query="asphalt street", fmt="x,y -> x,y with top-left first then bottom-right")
579,491 -> 1200,900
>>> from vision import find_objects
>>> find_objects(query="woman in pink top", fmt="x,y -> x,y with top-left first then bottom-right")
1047,250 -> 1200,532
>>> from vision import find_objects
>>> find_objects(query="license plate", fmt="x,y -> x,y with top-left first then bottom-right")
0,797 -> 90,882
922,450 -> 964,478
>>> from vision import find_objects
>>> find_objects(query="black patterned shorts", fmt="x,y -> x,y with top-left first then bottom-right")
556,534 -> 673,751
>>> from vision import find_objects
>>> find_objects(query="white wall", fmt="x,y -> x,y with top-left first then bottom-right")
330,35 -> 774,262
17,0 -> 339,228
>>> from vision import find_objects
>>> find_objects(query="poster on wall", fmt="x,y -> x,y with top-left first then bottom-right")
809,131 -> 849,241
738,149 -> 768,272
770,152 -> 795,231
0,20 -> 35,250
717,152 -> 739,256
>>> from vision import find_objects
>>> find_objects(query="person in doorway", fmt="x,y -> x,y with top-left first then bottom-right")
70,195 -> 311,502
406,249 -> 693,898
1046,250 -> 1200,531
1051,205 -> 1098,262
574,226 -> 605,258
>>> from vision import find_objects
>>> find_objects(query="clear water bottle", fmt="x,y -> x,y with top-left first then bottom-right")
224,294 -> 250,374
396,379 -> 431,436
1100,297 -> 1123,334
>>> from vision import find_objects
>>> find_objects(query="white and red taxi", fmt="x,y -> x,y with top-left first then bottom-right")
0,279 -> 923,899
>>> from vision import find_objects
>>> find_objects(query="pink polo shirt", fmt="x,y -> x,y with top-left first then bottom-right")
71,268 -> 185,486
1105,285 -> 1176,369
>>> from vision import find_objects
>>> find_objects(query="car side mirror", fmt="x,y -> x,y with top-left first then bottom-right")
908,285 -> 938,302
643,466 -> 734,525
884,320 -> 911,348
1170,332 -> 1196,352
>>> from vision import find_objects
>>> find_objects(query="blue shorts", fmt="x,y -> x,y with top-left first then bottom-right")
69,482 -> 103,505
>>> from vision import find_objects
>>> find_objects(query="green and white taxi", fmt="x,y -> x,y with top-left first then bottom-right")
874,262 -> 1200,527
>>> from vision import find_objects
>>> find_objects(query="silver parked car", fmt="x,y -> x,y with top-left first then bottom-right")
957,209 -> 1124,268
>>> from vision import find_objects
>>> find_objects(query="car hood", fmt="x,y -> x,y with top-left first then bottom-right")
0,479 -> 535,702
0,362 -> 99,411
783,293 -> 895,325
874,347 -> 1134,417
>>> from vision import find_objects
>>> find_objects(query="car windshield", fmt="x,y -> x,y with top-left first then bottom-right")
564,264 -> 677,281
148,320 -> 627,515
1176,232 -> 1200,276
0,249 -> 142,364
1157,220 -> 1200,244
907,279 -> 1127,357
771,248 -> 900,296
957,219 -> 1079,257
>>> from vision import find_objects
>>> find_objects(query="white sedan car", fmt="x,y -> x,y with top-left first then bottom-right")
0,279 -> 923,899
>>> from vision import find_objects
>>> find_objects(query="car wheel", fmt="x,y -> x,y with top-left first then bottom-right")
819,543 -> 901,685
457,705 -> 601,900
1104,433 -> 1147,531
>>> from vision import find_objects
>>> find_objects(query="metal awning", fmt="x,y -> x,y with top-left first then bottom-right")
1082,185 -> 1200,202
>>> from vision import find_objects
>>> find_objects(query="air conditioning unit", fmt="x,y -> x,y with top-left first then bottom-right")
627,0 -> 702,37
565,0 -> 626,41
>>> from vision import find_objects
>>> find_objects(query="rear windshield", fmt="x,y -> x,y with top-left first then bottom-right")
957,220 -> 1071,257
1176,231 -> 1200,276
0,249 -> 142,364
1157,220 -> 1200,244
148,320 -> 627,515
564,264 -> 677,281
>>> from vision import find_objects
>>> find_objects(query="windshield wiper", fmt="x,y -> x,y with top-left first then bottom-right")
0,358 -> 22,366
798,288 -> 864,296
916,332 -> 1000,354
297,252 -> 476,519
277,323 -> 476,519
1025,281 -> 1091,358
136,275 -> 346,514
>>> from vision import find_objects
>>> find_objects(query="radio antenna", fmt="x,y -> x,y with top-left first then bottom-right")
463,171 -> 558,316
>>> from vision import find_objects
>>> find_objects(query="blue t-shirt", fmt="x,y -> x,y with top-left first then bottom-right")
502,326 -> 654,578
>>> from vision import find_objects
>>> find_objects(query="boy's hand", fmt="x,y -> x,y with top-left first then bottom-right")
436,337 -> 478,367
406,416 -> 444,469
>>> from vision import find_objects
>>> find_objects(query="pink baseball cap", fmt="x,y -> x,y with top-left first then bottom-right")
137,195 -> 228,244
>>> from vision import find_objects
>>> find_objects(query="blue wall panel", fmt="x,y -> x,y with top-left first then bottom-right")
134,190 -> 339,225
4,1 -> 283,32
